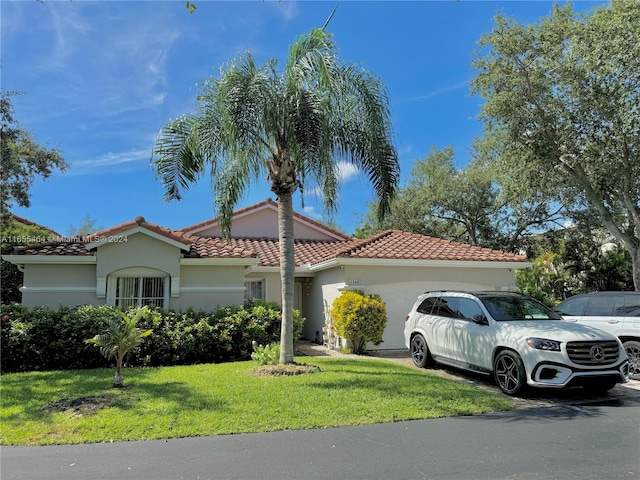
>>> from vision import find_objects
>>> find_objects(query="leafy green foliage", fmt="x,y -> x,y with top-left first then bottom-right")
0,91 -> 68,226
516,230 -> 634,305
0,303 -> 306,373
1,219 -> 57,303
250,342 -> 281,366
151,28 -> 398,363
354,145 -> 564,253
472,1 -> 640,288
66,214 -> 102,237
84,306 -> 155,387
0,304 -> 106,372
516,251 -> 571,306
330,291 -> 387,354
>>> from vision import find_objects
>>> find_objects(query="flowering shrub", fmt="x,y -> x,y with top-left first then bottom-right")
250,341 -> 281,365
330,291 -> 387,354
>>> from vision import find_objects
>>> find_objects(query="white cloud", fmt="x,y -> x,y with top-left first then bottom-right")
269,1 -> 298,21
410,80 -> 468,101
69,149 -> 150,176
335,161 -> 360,182
305,161 -> 361,199
302,205 -> 322,221
29,4 -> 181,120
46,5 -> 92,70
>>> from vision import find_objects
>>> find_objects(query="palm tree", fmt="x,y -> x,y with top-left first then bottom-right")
152,28 -> 399,364
86,307 -> 154,387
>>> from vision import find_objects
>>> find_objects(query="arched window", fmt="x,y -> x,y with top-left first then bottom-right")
107,267 -> 169,308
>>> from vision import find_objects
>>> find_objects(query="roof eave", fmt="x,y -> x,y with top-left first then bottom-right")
180,258 -> 259,266
1,255 -> 96,265
246,264 -> 315,276
309,257 -> 531,271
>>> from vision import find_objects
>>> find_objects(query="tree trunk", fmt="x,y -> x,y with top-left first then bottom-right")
114,352 -> 124,388
278,192 -> 296,364
631,244 -> 640,292
113,370 -> 123,388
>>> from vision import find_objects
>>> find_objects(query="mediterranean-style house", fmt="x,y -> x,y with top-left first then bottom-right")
2,199 -> 530,349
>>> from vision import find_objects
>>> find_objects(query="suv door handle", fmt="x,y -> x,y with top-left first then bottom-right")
606,319 -> 619,324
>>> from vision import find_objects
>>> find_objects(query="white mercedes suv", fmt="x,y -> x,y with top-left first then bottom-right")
404,291 -> 630,395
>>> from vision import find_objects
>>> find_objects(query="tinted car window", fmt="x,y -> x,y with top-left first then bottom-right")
457,298 -> 484,321
555,296 -> 589,316
435,296 -> 459,319
417,297 -> 438,314
585,296 -> 622,316
622,295 -> 640,317
480,295 -> 561,321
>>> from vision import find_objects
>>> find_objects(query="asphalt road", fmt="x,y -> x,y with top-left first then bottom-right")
2,392 -> 639,480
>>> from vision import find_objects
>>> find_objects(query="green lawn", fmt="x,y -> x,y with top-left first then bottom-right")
0,357 -> 515,445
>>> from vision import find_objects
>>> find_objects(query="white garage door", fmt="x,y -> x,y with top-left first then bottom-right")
367,281 -> 492,350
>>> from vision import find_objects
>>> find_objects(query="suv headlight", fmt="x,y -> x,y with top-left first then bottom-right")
527,337 -> 561,351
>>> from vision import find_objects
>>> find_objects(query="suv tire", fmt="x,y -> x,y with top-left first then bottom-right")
623,340 -> 640,379
410,333 -> 433,368
494,350 -> 527,395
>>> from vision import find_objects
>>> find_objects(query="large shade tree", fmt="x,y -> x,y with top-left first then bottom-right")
0,91 -> 67,227
355,144 -> 563,252
151,28 -> 399,363
472,0 -> 640,289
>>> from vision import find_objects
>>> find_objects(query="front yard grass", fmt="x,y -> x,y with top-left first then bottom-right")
0,357 -> 515,445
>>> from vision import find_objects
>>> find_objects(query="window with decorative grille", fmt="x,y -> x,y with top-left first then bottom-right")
244,280 -> 265,301
115,276 -> 166,309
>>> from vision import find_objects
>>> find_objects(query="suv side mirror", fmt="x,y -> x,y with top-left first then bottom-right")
472,314 -> 489,326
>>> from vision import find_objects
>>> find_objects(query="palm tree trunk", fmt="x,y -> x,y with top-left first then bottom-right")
114,352 -> 124,388
278,191 -> 296,364
113,370 -> 123,388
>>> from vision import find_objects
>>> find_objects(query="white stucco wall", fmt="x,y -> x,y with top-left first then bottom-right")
172,264 -> 246,311
316,263 -> 520,350
303,267 -> 345,343
12,232 -> 251,311
96,233 -> 182,280
20,263 -> 100,308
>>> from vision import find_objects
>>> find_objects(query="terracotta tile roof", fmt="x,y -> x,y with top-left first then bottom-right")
9,217 -> 256,260
184,236 -> 256,259
10,214 -> 61,237
12,241 -> 94,256
88,216 -> 193,247
229,238 -> 347,267
8,219 -> 526,265
332,230 -> 528,262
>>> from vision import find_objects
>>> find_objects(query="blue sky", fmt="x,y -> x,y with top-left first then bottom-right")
2,0 -> 603,237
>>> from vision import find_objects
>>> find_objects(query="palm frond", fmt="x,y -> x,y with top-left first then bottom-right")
151,115 -> 207,202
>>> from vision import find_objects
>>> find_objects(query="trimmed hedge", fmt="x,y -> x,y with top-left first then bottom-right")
0,302 -> 305,373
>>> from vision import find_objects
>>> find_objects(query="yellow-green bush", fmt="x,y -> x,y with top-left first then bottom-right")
330,291 -> 387,354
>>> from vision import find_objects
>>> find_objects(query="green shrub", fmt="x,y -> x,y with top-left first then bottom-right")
0,302 -> 306,373
83,305 -> 155,388
330,291 -> 387,354
0,304 -> 105,372
250,341 -> 280,365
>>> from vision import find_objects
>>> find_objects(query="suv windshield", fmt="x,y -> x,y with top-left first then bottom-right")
479,295 -> 562,322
